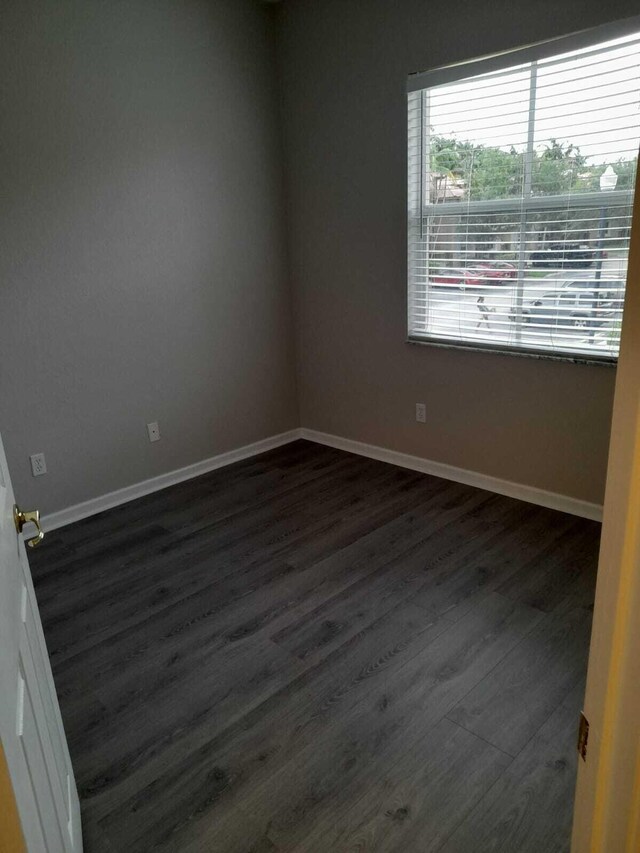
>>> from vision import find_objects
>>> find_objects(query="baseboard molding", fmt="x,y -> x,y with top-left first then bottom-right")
41,425 -> 602,532
42,429 -> 302,532
299,428 -> 603,521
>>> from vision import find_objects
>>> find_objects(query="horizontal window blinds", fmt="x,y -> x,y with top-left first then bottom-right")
408,30 -> 640,361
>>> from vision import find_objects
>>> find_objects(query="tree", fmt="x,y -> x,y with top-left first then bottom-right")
427,134 -> 638,265
429,134 -> 636,201
431,135 -> 523,201
532,139 -> 587,195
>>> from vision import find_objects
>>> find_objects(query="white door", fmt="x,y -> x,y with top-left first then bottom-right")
0,432 -> 81,851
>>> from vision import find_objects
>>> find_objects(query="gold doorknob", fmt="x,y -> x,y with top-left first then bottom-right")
14,506 -> 45,548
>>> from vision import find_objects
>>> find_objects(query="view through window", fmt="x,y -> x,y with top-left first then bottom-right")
408,29 -> 640,362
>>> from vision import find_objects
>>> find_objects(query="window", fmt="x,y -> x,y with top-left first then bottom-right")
407,22 -> 640,363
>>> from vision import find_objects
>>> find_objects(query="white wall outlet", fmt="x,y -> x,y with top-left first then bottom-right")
146,421 -> 161,443
30,453 -> 47,477
415,403 -> 426,424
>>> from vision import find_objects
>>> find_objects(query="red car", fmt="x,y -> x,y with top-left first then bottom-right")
429,267 -> 466,287
463,261 -> 517,288
430,263 -> 516,290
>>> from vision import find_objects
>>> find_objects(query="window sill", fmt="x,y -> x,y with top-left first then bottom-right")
406,336 -> 618,367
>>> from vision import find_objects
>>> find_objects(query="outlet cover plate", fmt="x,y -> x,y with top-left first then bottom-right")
147,422 -> 161,443
30,453 -> 47,477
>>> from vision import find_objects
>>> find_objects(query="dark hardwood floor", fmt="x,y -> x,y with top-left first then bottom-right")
28,440 -> 599,852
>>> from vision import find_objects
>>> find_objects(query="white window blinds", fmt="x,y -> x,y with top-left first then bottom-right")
407,27 -> 640,362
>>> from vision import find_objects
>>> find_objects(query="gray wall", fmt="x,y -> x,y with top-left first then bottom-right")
1,0 -> 634,517
276,0 -> 640,505
1,0 -> 298,513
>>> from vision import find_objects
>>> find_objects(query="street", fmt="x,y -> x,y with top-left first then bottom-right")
421,259 -> 627,356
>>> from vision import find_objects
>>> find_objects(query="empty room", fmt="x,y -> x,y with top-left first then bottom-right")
2,1 -> 640,852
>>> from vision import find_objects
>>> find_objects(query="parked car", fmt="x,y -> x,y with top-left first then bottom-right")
429,267 -> 466,287
509,277 -> 624,329
529,242 -> 598,269
462,261 -> 517,287
430,262 -> 516,290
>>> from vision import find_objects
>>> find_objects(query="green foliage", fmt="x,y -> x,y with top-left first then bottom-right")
430,134 -> 637,201
582,159 -> 638,192
532,138 -> 587,195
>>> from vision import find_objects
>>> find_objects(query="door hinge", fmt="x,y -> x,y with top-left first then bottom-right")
578,711 -> 589,761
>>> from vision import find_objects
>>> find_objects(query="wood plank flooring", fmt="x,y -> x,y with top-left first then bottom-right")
28,440 -> 599,852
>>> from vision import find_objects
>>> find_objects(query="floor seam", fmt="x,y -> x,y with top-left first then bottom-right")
444,716 -> 517,759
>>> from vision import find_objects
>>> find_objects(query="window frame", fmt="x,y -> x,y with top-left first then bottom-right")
406,15 -> 640,366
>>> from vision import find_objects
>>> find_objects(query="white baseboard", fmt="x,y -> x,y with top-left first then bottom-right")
299,428 -> 603,522
41,425 -> 602,532
42,429 -> 302,532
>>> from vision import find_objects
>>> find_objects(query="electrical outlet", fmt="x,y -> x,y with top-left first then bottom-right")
30,453 -> 47,477
146,421 -> 161,443
415,403 -> 426,424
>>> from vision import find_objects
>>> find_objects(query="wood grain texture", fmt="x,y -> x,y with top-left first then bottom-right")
27,440 -> 598,852
440,682 -> 588,853
293,717 -> 512,853
446,600 -> 593,756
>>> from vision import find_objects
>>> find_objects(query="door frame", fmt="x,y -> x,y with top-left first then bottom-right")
0,740 -> 25,852
571,175 -> 640,851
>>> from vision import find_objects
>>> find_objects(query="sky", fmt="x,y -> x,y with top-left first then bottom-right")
429,33 -> 640,167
